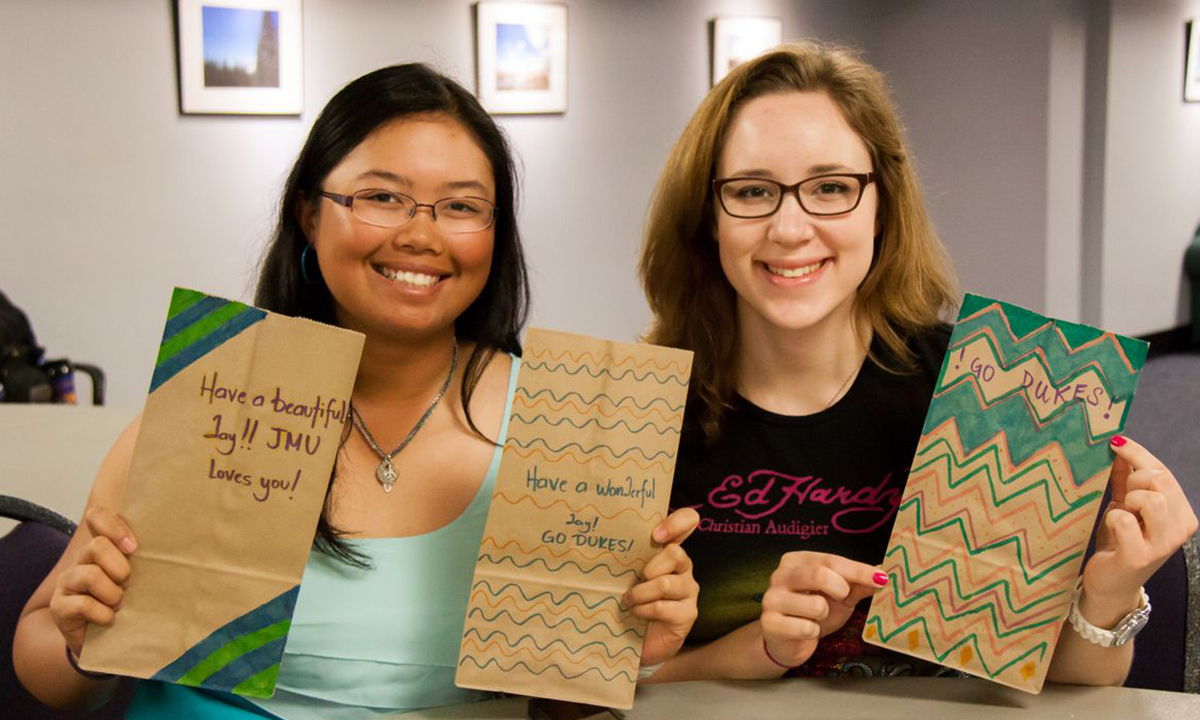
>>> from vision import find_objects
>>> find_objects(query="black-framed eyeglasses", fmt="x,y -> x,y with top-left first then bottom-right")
319,189 -> 497,234
713,172 -> 878,218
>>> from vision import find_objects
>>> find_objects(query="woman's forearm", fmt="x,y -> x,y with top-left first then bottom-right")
13,607 -> 123,710
643,620 -> 795,682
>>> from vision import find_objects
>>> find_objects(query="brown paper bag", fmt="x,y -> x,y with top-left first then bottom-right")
79,288 -> 363,698
456,328 -> 692,709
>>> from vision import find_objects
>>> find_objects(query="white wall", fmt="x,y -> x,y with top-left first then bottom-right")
1,0 -> 1196,413
1099,0 -> 1200,334
0,0 -> 873,408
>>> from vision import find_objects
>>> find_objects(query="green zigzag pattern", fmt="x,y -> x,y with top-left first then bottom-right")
897,490 -> 1083,585
924,382 -> 1118,484
864,614 -> 1050,680
885,544 -> 1068,617
912,436 -> 1102,521
957,294 -> 1147,377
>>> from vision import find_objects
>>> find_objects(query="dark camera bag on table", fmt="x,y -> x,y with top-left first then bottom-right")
0,291 -> 52,402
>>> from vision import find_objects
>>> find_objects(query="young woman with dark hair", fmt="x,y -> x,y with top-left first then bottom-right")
14,64 -> 699,719
639,41 -> 1195,684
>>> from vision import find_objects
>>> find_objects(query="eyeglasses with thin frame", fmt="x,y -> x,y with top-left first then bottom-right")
319,189 -> 497,234
713,172 -> 878,218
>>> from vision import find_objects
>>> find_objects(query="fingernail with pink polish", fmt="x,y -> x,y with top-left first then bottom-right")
1110,435 -> 1127,447
873,572 -> 888,586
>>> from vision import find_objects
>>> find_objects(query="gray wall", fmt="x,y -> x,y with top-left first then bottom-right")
0,0 -> 873,407
1,0 -> 1197,408
1099,0 -> 1200,333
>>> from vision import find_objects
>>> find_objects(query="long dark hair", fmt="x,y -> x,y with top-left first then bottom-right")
256,64 -> 530,564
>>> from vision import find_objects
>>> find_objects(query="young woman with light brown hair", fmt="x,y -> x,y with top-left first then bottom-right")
640,41 -> 1196,683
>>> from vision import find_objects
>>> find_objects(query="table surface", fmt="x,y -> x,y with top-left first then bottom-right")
385,678 -> 1200,719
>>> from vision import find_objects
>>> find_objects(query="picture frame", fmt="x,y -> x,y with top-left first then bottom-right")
475,2 -> 568,114
711,16 -> 783,87
1186,20 -> 1200,103
175,0 -> 303,115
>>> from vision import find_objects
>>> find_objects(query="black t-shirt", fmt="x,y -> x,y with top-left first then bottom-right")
672,326 -> 956,677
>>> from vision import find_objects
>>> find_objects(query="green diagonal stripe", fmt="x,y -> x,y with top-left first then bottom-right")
167,288 -> 207,320
176,619 -> 291,687
156,302 -> 249,366
232,664 -> 281,698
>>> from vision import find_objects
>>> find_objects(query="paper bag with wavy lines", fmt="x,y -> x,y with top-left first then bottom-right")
79,288 -> 363,698
864,294 -> 1147,693
455,328 -> 692,709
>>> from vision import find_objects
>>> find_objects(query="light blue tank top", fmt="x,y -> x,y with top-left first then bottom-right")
126,356 -> 520,720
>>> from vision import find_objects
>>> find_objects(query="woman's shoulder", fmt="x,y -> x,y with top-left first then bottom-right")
907,322 -> 952,376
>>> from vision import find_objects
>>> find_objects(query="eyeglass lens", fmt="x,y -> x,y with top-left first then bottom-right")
719,175 -> 867,217
350,190 -> 494,232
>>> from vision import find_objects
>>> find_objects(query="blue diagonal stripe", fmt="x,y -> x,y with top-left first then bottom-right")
161,296 -> 229,342
153,586 -> 298,683
149,307 -> 266,393
194,636 -> 287,694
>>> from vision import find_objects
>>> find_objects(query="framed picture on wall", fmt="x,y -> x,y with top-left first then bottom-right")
175,0 -> 303,115
711,16 -> 783,86
475,2 -> 568,114
1186,20 -> 1200,103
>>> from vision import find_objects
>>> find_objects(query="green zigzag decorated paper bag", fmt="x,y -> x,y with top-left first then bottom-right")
79,288 -> 363,697
864,294 -> 1148,693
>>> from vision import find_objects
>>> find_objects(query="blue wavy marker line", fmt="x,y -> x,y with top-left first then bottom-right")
466,608 -> 644,639
524,360 -> 688,386
457,655 -> 638,683
510,413 -> 680,435
477,553 -> 641,580
515,387 -> 684,412
470,580 -> 627,611
505,436 -> 675,461
463,628 -> 639,660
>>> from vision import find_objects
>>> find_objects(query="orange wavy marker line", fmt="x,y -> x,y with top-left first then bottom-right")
523,347 -> 689,375
480,536 -> 644,569
507,445 -> 672,472
469,590 -> 627,625
492,493 -> 665,523
512,394 -> 683,423
462,638 -> 638,672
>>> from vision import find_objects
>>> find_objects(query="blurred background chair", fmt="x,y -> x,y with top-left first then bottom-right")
0,496 -> 134,719
1124,536 -> 1200,693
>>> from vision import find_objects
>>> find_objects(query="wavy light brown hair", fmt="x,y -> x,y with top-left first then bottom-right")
640,41 -> 957,441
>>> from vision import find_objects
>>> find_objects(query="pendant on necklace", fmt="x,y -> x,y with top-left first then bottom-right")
376,457 -> 398,493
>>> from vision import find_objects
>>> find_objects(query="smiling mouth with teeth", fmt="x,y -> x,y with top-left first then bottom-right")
376,266 -> 442,288
765,260 -> 826,278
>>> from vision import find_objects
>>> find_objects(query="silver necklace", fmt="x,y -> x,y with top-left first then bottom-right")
350,340 -> 458,493
825,352 -> 866,410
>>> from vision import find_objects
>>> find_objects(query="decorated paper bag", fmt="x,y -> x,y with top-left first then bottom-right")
864,294 -> 1148,693
79,288 -> 363,697
455,328 -> 692,709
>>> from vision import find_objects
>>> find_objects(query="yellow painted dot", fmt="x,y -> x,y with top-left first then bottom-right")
864,626 -> 876,640
960,646 -> 973,665
1020,662 -> 1037,681
907,630 -> 920,650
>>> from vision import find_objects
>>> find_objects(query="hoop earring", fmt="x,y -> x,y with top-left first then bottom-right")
300,244 -> 321,285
